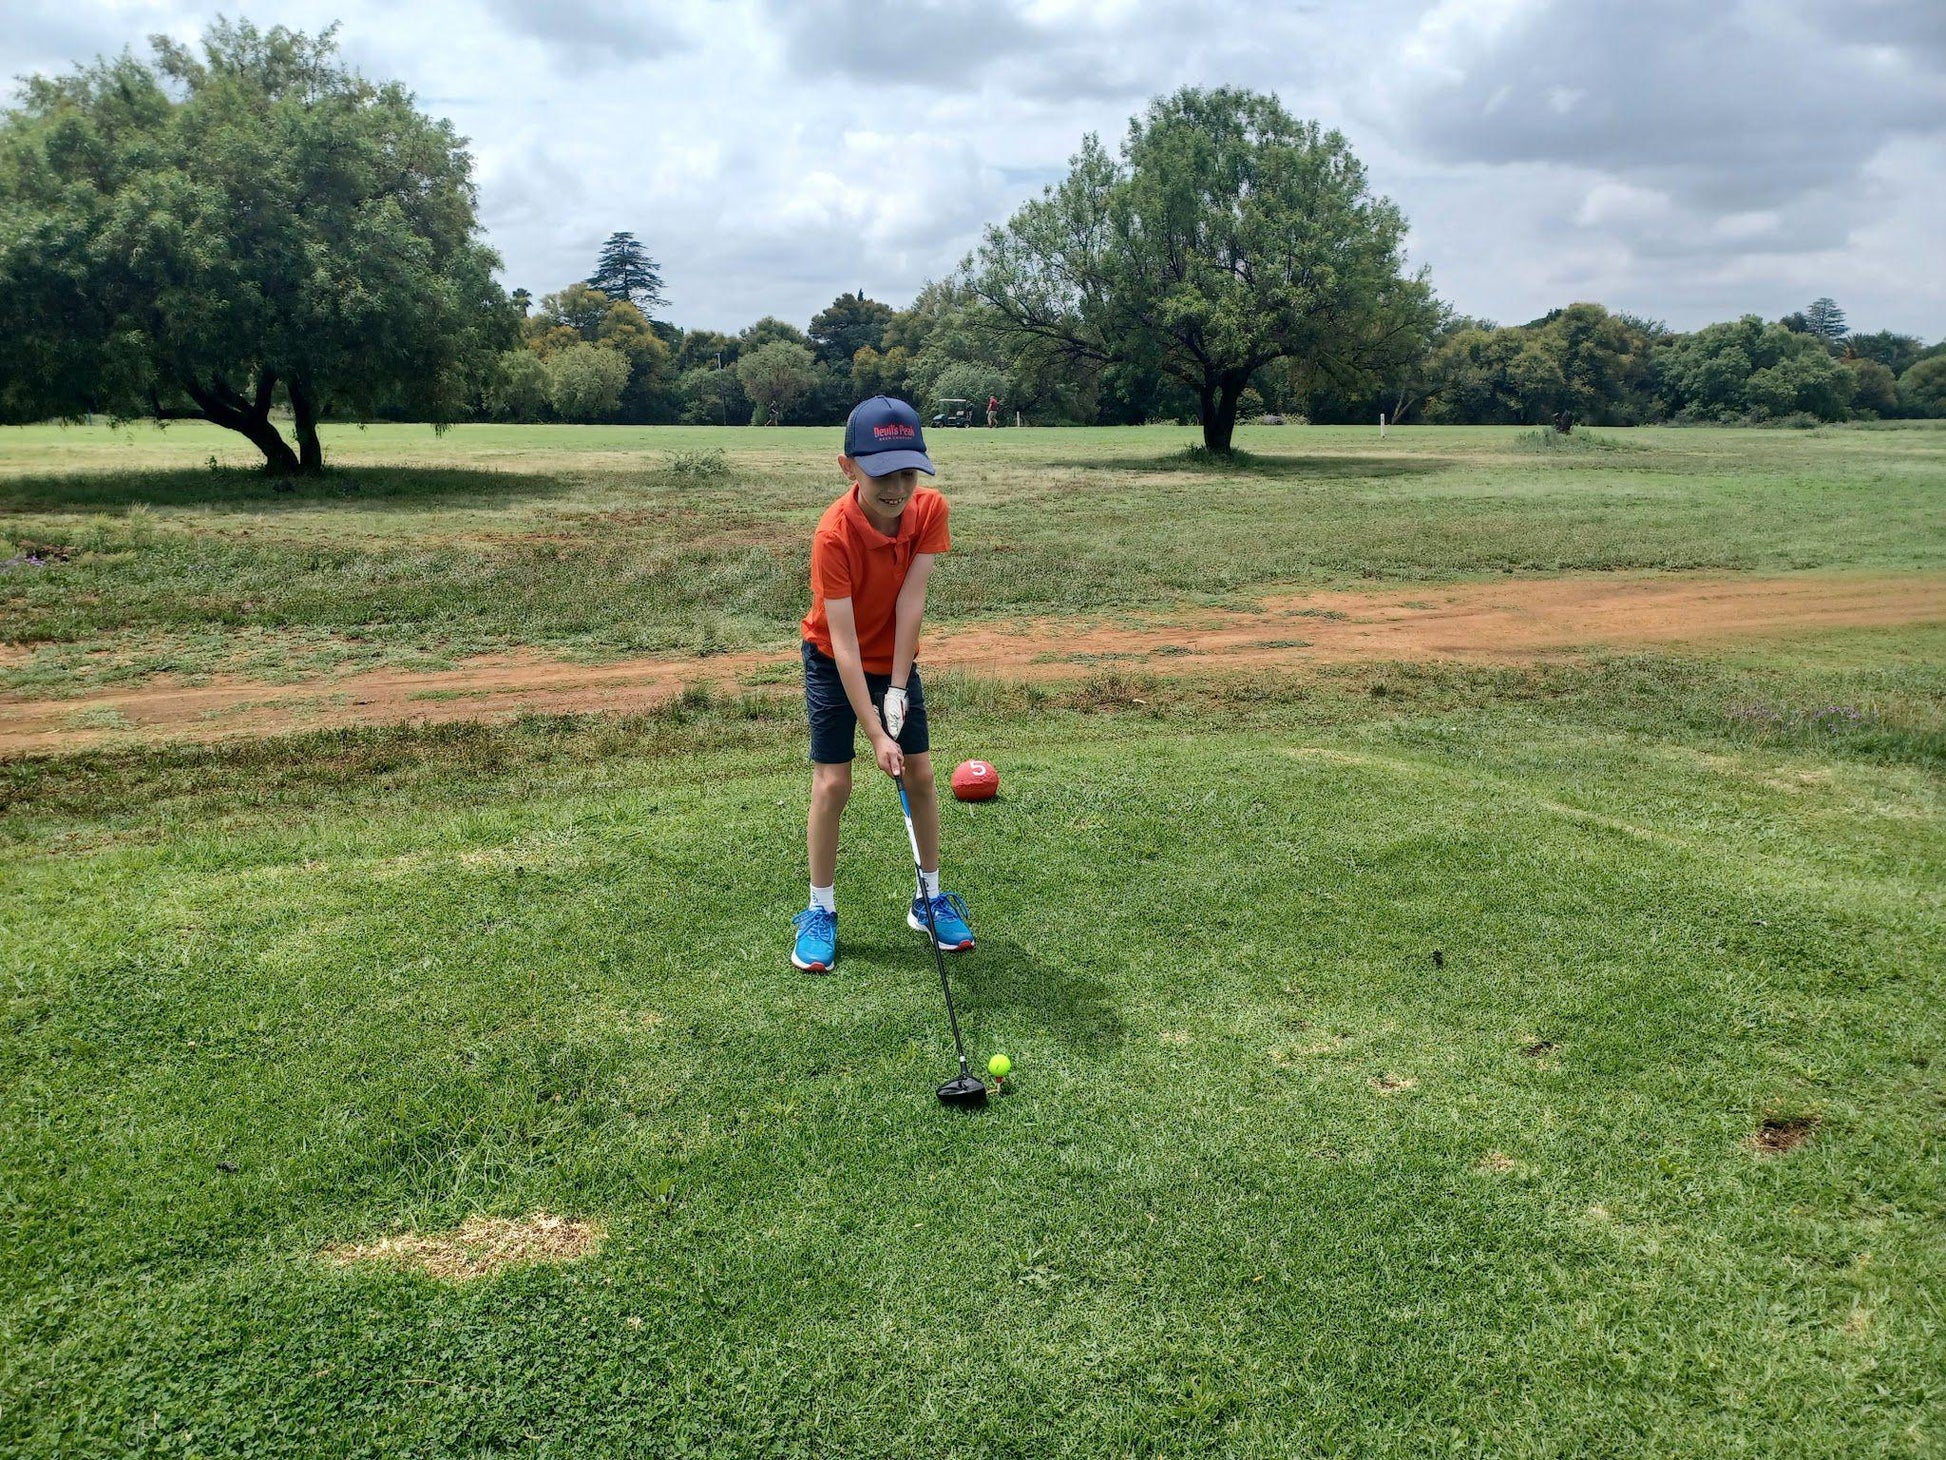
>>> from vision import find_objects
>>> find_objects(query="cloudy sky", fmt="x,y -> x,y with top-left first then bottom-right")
7,0 -> 1944,337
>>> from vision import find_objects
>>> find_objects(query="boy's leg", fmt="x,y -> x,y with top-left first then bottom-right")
807,760 -> 851,889
902,752 -> 941,877
901,750 -> 976,951
795,641 -> 855,971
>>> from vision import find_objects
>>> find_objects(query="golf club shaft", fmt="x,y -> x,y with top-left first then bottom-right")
895,773 -> 972,1077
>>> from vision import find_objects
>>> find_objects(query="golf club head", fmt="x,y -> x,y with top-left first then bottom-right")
936,1072 -> 989,1109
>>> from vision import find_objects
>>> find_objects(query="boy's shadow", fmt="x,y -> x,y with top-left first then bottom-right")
842,933 -> 1124,1051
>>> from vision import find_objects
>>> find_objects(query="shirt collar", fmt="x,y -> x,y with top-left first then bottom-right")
843,482 -> 917,545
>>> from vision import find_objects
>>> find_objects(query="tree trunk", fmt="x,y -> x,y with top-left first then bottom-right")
1200,374 -> 1244,453
181,371 -> 302,474
289,378 -> 324,473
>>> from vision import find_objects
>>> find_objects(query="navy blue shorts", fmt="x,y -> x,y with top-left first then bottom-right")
803,640 -> 930,765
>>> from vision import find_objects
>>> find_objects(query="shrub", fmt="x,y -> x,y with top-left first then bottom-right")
665,448 -> 729,480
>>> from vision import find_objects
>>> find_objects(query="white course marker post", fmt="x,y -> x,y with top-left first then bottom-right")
1379,412 -> 1387,439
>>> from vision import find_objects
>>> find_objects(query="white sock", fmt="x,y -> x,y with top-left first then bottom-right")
919,867 -> 942,899
809,884 -> 836,913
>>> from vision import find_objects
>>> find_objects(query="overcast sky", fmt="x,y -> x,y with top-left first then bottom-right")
7,0 -> 1944,338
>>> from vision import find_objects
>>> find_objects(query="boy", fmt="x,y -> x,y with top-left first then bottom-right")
791,396 -> 975,973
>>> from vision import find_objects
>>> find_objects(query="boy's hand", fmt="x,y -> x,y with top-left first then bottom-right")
881,685 -> 907,738
871,733 -> 905,779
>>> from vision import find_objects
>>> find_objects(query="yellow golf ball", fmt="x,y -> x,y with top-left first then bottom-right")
988,1054 -> 1012,1080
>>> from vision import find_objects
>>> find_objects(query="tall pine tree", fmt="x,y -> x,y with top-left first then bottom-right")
1803,297 -> 1848,344
587,232 -> 666,315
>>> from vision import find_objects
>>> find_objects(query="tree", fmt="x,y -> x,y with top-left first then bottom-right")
740,316 -> 812,353
677,362 -> 747,425
595,298 -> 673,421
736,341 -> 818,424
1802,297 -> 1847,345
675,329 -> 738,374
586,231 -> 666,314
486,350 -> 549,421
809,292 -> 895,371
546,343 -> 630,421
850,344 -> 914,401
0,20 -> 510,472
1843,358 -> 1899,418
969,87 -> 1438,452
526,283 -> 612,347
1898,356 -> 1946,418
1424,328 -> 1566,424
1847,330 -> 1924,376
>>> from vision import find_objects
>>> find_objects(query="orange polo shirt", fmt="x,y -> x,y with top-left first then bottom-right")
801,484 -> 951,673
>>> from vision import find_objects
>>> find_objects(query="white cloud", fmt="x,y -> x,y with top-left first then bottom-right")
0,0 -> 1940,337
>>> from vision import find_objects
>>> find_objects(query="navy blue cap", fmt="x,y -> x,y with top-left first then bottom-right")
843,396 -> 935,477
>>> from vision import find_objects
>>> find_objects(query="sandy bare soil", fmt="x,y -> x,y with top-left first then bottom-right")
4,571 -> 1939,756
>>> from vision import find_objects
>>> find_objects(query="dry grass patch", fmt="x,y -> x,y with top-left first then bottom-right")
1749,1114 -> 1819,1155
323,1211 -> 604,1281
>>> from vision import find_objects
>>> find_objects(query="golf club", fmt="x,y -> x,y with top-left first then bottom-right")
893,771 -> 986,1109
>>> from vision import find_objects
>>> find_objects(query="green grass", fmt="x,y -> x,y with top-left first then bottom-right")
3,656 -> 1942,1456
3,421 -> 1941,691
2,423 -> 1942,1453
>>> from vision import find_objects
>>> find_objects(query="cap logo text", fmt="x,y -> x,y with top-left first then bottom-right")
872,423 -> 916,440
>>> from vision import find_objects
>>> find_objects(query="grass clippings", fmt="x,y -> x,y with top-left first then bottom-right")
323,1212 -> 604,1281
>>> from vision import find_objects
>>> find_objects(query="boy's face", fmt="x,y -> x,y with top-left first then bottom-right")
841,456 -> 922,523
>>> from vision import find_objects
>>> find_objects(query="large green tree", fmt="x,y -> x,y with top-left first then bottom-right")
968,87 -> 1438,452
736,340 -> 818,425
0,20 -> 510,472
808,291 -> 895,371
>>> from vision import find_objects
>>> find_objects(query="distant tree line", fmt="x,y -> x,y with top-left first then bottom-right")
490,270 -> 1946,431
1398,299 -> 1945,428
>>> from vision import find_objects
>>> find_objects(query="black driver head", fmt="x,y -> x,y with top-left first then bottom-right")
936,1072 -> 989,1109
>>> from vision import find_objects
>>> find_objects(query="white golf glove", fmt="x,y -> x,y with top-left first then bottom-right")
881,685 -> 908,739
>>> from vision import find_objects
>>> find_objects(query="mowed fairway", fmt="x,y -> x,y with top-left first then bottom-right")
3,423 -> 1943,1456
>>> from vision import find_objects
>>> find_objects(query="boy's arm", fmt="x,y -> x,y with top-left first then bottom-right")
825,596 -> 903,777
888,553 -> 935,690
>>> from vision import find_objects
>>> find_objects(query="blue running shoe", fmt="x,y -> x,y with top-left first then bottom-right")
791,905 -> 837,972
909,891 -> 975,951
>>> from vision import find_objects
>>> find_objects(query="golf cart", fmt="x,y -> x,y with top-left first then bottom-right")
929,398 -> 976,428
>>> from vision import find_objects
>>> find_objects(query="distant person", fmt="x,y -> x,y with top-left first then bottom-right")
791,396 -> 977,974
987,394 -> 1000,428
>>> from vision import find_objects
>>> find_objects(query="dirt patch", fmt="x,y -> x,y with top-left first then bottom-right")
1371,1074 -> 1418,1094
1478,1151 -> 1518,1173
322,1211 -> 603,1280
1749,1115 -> 1818,1155
1522,1039 -> 1558,1058
5,570 -> 1940,755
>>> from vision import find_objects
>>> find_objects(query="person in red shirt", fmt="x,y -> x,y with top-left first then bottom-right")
791,396 -> 976,973
986,394 -> 999,428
